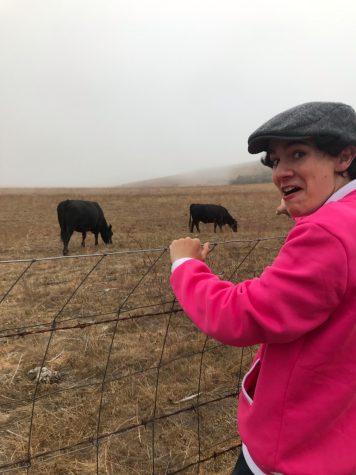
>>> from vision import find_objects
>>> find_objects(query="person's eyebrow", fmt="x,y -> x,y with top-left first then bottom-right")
285,140 -> 309,147
268,139 -> 310,154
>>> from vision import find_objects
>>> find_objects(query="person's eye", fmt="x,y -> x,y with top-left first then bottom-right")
292,150 -> 305,159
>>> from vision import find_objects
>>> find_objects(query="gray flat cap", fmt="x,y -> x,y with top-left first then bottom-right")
248,101 -> 356,154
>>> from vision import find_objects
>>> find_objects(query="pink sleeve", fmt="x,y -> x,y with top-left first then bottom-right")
170,223 -> 347,346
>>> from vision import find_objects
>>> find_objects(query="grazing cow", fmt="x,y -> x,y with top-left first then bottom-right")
189,204 -> 238,233
57,200 -> 113,255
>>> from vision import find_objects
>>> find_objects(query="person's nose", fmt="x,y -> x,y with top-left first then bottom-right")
273,160 -> 294,183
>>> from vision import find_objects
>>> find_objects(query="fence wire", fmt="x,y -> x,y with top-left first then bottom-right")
0,236 -> 285,474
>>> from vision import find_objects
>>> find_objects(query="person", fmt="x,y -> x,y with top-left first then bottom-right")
169,101 -> 356,475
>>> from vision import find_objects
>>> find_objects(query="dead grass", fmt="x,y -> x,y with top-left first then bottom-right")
0,184 -> 293,474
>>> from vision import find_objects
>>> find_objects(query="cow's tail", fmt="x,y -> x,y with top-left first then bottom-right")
189,204 -> 193,230
57,201 -> 67,243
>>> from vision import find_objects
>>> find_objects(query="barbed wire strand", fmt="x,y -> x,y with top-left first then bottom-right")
0,299 -> 178,336
0,307 -> 182,340
0,234 -> 286,266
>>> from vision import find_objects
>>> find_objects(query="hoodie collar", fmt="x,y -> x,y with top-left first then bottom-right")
293,179 -> 356,222
325,179 -> 356,204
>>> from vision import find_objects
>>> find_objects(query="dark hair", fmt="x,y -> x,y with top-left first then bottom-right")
261,136 -> 356,180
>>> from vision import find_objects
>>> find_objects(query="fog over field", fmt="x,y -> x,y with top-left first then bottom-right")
124,159 -> 272,187
1,1 -> 356,187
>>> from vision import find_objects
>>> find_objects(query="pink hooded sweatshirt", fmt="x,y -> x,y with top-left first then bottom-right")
170,191 -> 356,475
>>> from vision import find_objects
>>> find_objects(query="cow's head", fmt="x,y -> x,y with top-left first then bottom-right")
101,224 -> 113,244
230,219 -> 238,232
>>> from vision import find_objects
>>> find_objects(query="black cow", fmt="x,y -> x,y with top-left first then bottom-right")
57,200 -> 113,255
189,203 -> 238,233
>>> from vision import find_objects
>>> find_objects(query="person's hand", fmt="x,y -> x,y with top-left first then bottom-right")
169,237 -> 210,263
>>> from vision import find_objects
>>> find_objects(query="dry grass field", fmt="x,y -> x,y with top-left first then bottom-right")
0,184 -> 293,475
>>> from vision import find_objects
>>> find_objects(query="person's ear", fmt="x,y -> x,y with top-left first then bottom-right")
335,145 -> 356,173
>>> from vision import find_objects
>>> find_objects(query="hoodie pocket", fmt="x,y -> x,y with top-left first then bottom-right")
242,359 -> 261,405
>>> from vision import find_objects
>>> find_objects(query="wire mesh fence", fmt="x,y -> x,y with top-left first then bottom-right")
0,236 -> 285,474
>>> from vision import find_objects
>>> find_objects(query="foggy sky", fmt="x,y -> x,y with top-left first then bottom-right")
1,0 -> 356,187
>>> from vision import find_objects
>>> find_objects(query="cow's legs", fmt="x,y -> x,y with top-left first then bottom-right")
214,221 -> 223,232
62,231 -> 72,256
190,220 -> 200,233
81,232 -> 87,247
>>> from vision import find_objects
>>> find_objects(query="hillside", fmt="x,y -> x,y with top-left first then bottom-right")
122,159 -> 272,187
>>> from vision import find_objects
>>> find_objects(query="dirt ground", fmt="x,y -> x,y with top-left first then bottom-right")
0,184 -> 292,474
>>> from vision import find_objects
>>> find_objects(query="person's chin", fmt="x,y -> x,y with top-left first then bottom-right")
287,205 -> 303,218
290,205 -> 318,218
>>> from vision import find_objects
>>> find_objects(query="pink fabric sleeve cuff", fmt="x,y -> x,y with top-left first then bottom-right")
171,257 -> 193,273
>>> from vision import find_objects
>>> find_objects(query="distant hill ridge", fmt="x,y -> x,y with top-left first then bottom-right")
123,159 -> 272,187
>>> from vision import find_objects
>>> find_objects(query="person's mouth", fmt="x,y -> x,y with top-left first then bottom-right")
282,186 -> 302,198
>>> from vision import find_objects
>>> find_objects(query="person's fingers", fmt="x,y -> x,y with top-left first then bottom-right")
169,236 -> 204,261
201,242 -> 210,260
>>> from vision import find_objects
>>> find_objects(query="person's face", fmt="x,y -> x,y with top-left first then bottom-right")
270,139 -> 350,218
